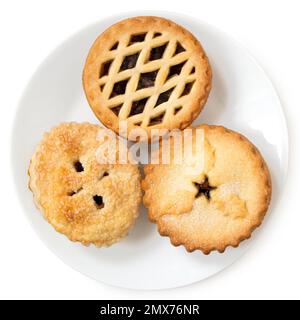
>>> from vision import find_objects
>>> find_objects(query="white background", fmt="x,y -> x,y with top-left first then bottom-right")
1,0 -> 299,299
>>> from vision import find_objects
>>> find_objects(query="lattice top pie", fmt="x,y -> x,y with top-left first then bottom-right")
83,16 -> 212,140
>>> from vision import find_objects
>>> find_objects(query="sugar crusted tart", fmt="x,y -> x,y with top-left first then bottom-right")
28,122 -> 142,247
142,125 -> 272,254
83,16 -> 212,140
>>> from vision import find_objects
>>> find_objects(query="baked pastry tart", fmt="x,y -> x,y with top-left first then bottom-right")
83,16 -> 212,140
142,125 -> 272,254
28,122 -> 142,247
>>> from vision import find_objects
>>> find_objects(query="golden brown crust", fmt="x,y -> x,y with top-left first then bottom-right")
83,16 -> 212,140
142,124 -> 272,254
28,122 -> 142,247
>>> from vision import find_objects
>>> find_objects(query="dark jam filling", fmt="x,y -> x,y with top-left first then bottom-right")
93,195 -> 104,209
74,161 -> 84,172
149,112 -> 165,126
137,70 -> 158,90
167,61 -> 186,80
129,98 -> 148,116
149,43 -> 167,61
111,104 -> 122,116
194,176 -> 216,200
110,79 -> 129,98
129,33 -> 147,45
174,41 -> 186,55
155,87 -> 174,107
120,53 -> 139,71
100,60 -> 113,77
180,81 -> 195,97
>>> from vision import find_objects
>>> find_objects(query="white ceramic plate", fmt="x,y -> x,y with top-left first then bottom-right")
12,12 -> 288,290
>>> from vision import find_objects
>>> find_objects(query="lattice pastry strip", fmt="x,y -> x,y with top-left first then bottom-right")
145,60 -> 196,127
97,34 -> 171,89
101,33 -> 132,101
119,31 -> 156,120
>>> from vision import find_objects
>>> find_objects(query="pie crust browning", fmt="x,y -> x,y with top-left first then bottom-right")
83,16 -> 212,140
28,122 -> 142,247
142,125 -> 272,254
